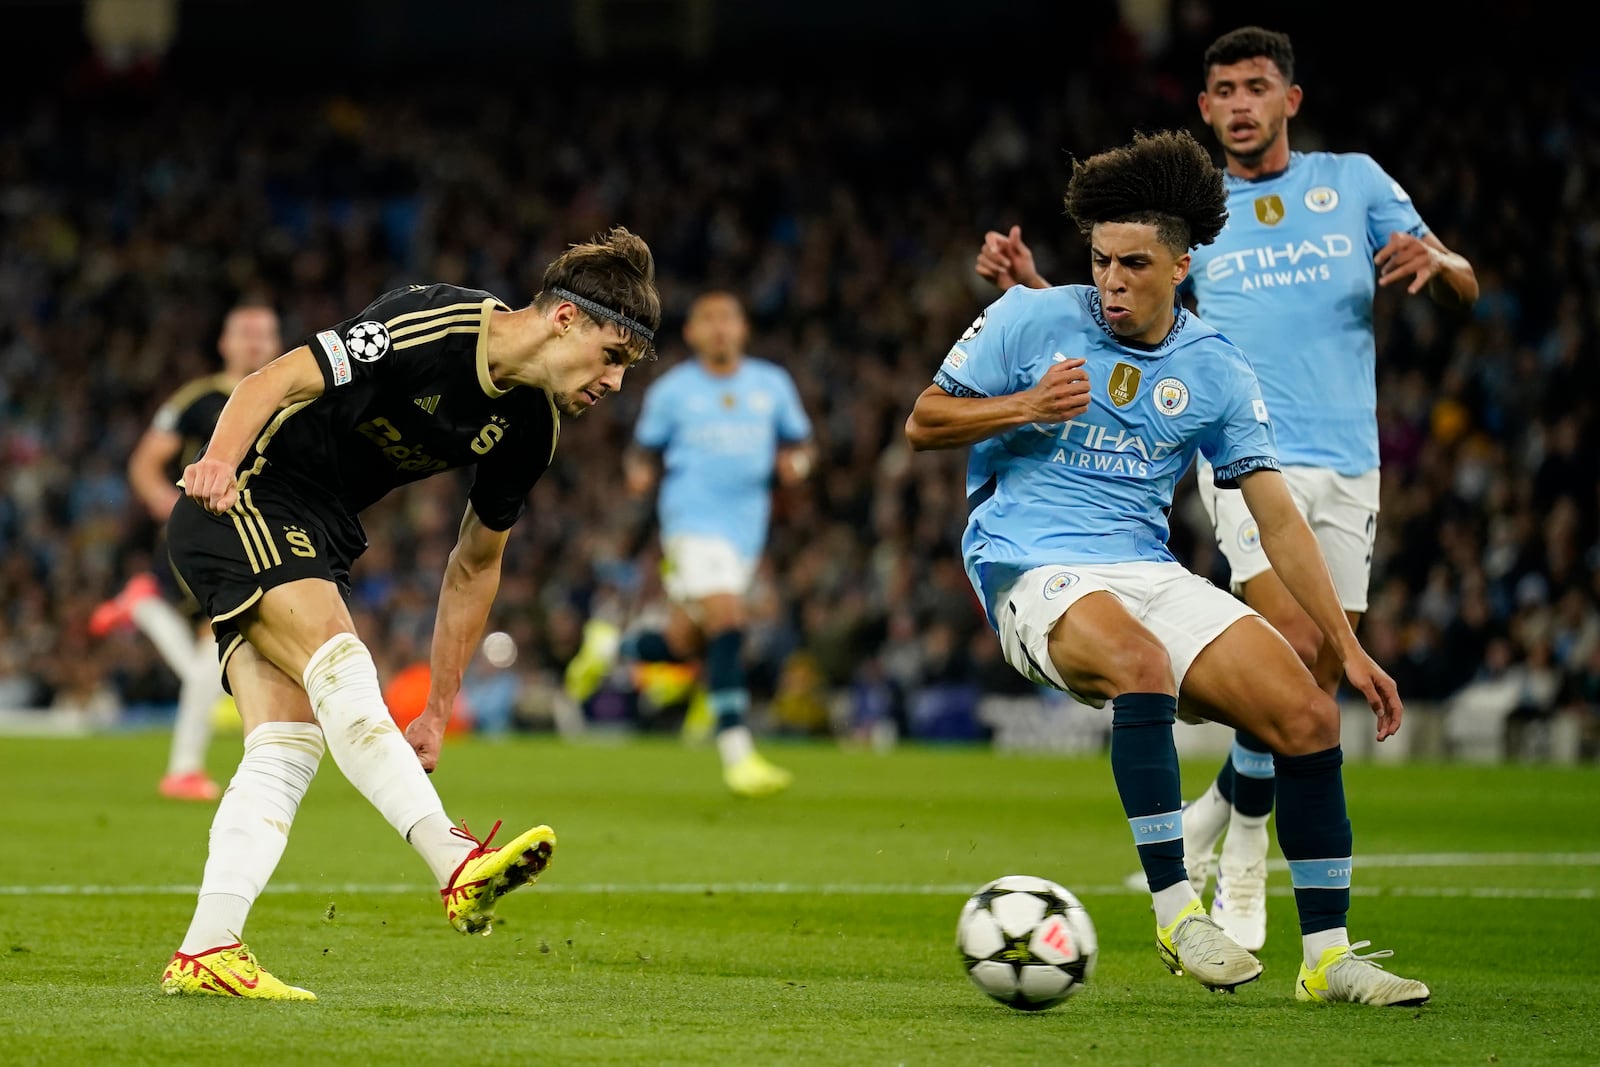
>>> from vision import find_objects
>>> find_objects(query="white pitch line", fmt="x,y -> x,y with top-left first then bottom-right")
0,883 -> 1594,901
1269,851 -> 1600,871
1,849 -> 1597,901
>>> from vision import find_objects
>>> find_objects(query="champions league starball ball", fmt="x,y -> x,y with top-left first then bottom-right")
956,875 -> 1098,1010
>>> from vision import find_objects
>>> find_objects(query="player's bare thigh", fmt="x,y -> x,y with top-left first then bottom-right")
224,640 -> 316,736
1180,614 -> 1339,756
235,577 -> 362,680
1241,569 -> 1357,692
1045,590 -> 1175,700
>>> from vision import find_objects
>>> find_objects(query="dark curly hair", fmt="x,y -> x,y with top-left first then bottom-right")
1062,130 -> 1228,255
1204,26 -> 1295,85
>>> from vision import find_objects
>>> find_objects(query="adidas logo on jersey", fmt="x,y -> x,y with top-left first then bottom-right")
414,395 -> 441,414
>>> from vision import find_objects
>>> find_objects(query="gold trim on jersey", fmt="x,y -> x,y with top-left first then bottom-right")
474,298 -> 513,398
384,300 -> 484,330
238,400 -> 313,492
391,311 -> 483,343
397,324 -> 482,352
159,373 -> 232,421
255,401 -> 312,455
544,390 -> 561,463
213,587 -> 264,624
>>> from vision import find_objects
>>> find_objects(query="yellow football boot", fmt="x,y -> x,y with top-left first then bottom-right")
563,620 -> 621,704
679,686 -> 714,746
160,942 -> 315,1001
441,820 -> 557,935
723,752 -> 793,798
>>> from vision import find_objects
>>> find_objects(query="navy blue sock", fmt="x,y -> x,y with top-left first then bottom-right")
1213,755 -> 1236,804
1274,746 -> 1352,935
1111,693 -> 1186,893
622,630 -> 681,664
1229,730 -> 1276,818
705,630 -> 748,733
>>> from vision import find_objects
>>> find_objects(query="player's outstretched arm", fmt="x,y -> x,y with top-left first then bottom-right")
1238,468 -> 1403,740
408,505 -> 511,773
1375,231 -> 1478,309
905,358 -> 1088,451
974,225 -> 1052,293
182,346 -> 324,515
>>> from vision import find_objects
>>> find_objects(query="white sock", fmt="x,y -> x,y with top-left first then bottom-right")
408,812 -> 474,887
179,721 -> 324,953
301,634 -> 471,883
132,597 -> 200,675
1303,926 -> 1350,969
1152,881 -> 1198,928
1219,811 -> 1270,866
1194,780 -> 1225,807
716,724 -> 755,767
167,632 -> 223,777
1185,781 -> 1231,842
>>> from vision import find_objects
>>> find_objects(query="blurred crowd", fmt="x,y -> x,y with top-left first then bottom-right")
2,20 -> 1598,757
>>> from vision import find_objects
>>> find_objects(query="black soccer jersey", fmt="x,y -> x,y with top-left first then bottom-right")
152,374 -> 232,481
227,283 -> 559,561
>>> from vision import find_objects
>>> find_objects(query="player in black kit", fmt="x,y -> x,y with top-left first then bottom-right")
90,304 -> 281,801
159,227 -> 661,1001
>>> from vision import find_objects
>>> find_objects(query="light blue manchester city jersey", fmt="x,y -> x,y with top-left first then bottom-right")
936,285 -> 1279,626
1182,151 -> 1427,475
633,357 -> 812,560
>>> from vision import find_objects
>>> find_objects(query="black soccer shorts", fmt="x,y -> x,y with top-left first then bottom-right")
151,529 -> 204,620
166,487 -> 353,686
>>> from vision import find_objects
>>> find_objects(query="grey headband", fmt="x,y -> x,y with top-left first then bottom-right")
550,287 -> 655,342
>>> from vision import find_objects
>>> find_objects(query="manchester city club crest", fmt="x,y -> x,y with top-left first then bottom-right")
1237,519 -> 1262,553
1043,571 -> 1079,599
1304,186 -> 1339,213
1153,377 -> 1189,417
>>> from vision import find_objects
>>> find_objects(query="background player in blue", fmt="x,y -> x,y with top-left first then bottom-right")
160,227 -> 661,1000
914,130 -> 1429,1005
974,26 -> 1479,950
567,290 -> 815,796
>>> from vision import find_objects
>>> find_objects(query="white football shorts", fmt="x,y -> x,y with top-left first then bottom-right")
996,561 -> 1258,709
661,534 -> 755,602
1195,461 -> 1379,613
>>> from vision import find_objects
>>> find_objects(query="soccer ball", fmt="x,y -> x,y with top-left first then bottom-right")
956,875 -> 1097,1010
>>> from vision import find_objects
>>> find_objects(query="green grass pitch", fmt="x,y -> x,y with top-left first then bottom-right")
2,733 -> 1597,1065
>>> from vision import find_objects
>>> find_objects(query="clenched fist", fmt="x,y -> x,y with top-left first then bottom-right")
184,457 -> 241,515
1026,358 -> 1090,424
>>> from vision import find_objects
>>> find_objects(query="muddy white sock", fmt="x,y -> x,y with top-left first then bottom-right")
302,634 -> 469,883
179,721 -> 324,953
